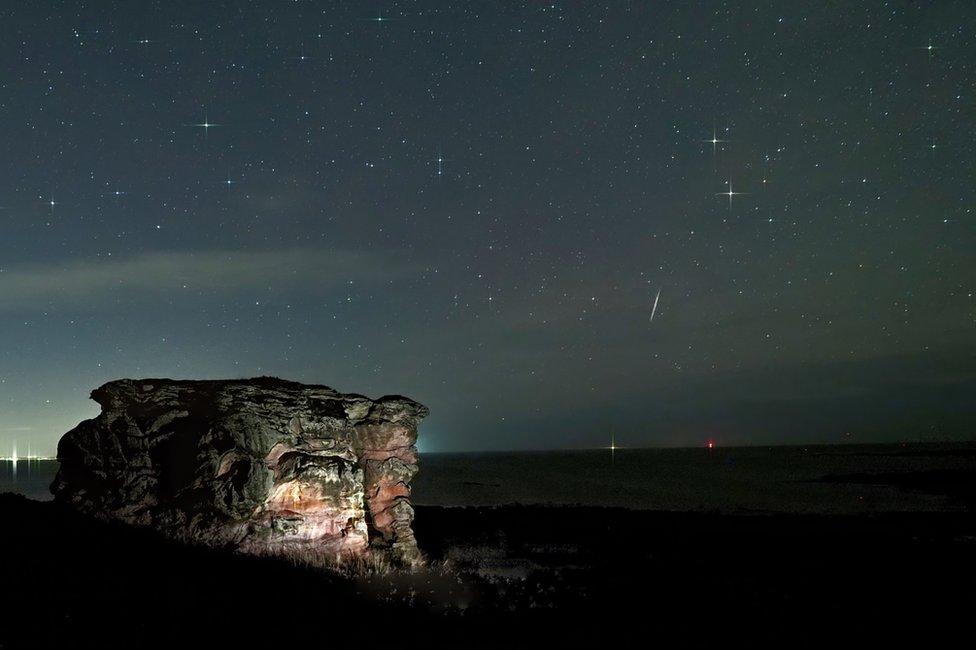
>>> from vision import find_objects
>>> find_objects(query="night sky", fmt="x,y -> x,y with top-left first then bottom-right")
1,2 -> 974,455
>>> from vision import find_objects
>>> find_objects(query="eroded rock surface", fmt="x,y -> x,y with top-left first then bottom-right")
51,378 -> 428,566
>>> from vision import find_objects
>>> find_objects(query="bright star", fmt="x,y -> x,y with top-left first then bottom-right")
290,45 -> 312,63
919,41 -> 939,57
190,115 -> 220,137
702,127 -> 727,151
702,126 -> 727,165
716,178 -> 745,210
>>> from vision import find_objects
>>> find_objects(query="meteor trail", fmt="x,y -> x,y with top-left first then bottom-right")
650,288 -> 661,322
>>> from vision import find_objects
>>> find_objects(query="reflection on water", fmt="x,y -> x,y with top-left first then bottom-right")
1,460 -> 59,501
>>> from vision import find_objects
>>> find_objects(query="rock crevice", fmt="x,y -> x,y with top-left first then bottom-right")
52,377 -> 428,566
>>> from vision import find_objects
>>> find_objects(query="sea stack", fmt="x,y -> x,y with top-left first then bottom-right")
51,378 -> 428,567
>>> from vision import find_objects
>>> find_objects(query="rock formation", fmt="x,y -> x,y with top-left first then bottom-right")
51,378 -> 428,567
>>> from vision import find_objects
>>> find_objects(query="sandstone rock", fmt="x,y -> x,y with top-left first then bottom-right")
51,378 -> 428,567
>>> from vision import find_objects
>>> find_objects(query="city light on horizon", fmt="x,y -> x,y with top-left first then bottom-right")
1,441 -> 56,463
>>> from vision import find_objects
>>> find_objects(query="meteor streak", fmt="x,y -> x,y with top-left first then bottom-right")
650,288 -> 661,322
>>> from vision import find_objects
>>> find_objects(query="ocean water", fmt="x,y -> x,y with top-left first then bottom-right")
413,444 -> 976,513
5,443 -> 975,514
0,460 -> 59,501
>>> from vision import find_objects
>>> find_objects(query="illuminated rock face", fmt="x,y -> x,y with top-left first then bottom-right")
51,378 -> 428,566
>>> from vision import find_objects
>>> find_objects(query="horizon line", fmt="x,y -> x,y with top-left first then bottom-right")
420,438 -> 976,454
5,438 -> 975,461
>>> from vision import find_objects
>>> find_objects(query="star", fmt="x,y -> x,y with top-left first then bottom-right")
716,178 -> 745,210
918,40 -> 939,58
291,44 -> 312,63
189,115 -> 220,138
702,126 -> 727,156
434,151 -> 445,176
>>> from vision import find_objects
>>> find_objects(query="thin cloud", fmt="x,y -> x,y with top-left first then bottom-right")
0,248 -> 410,310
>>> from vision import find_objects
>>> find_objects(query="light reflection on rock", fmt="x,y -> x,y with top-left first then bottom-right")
52,378 -> 427,567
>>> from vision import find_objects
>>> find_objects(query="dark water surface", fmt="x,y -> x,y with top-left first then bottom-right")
0,460 -> 59,501
5,443 -> 975,513
412,443 -> 976,513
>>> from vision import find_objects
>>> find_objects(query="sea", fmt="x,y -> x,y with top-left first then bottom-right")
5,443 -> 975,514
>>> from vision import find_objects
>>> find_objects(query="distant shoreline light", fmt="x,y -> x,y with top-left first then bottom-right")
0,456 -> 57,462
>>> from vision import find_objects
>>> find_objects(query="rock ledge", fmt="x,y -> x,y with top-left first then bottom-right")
52,377 -> 428,566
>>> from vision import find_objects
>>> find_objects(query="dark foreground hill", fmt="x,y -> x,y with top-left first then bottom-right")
1,493 -> 975,648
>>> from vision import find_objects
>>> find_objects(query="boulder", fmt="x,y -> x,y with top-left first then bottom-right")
51,378 -> 428,567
